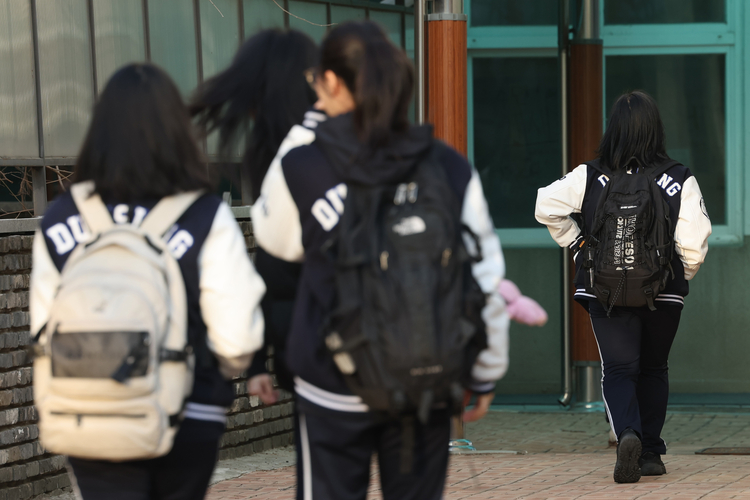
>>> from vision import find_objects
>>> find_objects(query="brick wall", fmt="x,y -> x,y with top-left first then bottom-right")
0,221 -> 294,499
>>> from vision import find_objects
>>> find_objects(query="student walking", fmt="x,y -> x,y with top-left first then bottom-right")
30,63 -> 266,500
535,90 -> 711,483
251,21 -> 509,500
191,29 -> 319,400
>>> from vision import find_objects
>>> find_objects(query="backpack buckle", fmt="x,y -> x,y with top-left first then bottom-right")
394,184 -> 408,205
407,183 -> 418,203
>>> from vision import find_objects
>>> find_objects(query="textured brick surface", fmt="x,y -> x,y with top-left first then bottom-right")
0,229 -> 293,498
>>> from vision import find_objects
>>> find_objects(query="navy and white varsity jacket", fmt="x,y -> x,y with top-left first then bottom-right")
251,111 -> 509,413
30,192 -> 266,423
535,161 -> 712,306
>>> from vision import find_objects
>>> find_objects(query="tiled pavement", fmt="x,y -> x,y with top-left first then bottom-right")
205,409 -> 750,499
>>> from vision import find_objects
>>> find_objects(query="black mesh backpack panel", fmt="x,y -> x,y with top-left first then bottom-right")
581,160 -> 680,314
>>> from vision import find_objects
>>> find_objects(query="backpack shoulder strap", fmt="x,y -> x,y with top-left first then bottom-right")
70,181 -> 114,235
649,159 -> 683,180
582,159 -> 611,177
140,191 -> 204,238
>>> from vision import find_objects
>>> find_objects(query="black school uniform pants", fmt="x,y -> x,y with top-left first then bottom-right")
296,397 -> 451,500
589,300 -> 682,455
66,418 -> 224,500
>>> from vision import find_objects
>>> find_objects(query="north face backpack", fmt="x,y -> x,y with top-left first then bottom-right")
33,181 -> 200,461
580,160 -> 680,314
322,142 -> 488,428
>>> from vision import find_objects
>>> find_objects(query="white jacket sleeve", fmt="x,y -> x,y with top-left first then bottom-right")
251,124 -> 317,263
199,203 -> 266,379
675,176 -> 712,280
535,164 -> 589,247
30,229 -> 60,338
462,171 -> 510,389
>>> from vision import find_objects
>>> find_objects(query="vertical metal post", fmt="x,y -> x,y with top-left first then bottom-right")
86,0 -> 98,97
238,0 -> 245,41
414,0 -> 425,123
32,168 -> 46,217
558,0 -> 572,407
142,0 -> 151,62
30,0 -> 47,217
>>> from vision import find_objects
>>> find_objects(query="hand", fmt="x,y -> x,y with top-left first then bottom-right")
247,374 -> 279,405
462,390 -> 494,423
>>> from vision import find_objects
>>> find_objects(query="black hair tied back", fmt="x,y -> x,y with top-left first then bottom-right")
597,90 -> 670,171
320,21 -> 414,150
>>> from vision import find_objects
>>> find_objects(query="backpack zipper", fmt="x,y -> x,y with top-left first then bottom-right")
50,411 -> 147,426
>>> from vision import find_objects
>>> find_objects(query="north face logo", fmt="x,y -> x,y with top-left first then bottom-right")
392,216 -> 426,236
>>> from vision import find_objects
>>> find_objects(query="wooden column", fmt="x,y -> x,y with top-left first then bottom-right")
426,19 -> 467,155
569,41 -> 603,366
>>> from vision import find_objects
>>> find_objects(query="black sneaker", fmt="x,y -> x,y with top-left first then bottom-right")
640,452 -> 666,476
614,429 -> 642,483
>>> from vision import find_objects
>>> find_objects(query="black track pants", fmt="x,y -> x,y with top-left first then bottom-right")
67,419 -> 225,500
296,398 -> 451,500
589,300 -> 681,455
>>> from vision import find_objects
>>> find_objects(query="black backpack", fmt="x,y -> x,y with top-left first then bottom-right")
322,142 -> 487,426
581,160 -> 680,315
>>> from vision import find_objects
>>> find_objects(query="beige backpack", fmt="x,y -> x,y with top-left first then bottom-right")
34,182 -> 201,461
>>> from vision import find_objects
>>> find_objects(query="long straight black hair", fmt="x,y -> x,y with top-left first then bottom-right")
74,63 -> 211,201
597,90 -> 670,171
319,21 -> 414,149
190,29 -> 317,201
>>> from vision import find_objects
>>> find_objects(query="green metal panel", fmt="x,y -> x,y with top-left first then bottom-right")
36,0 -> 94,157
496,247 -> 562,394
369,10 -> 401,46
148,0 -> 198,97
0,0 -> 38,158
330,6 -> 364,25
669,238 -> 750,393
287,1 -> 328,42
200,0 -> 239,80
200,0 -> 241,156
92,0 -> 146,89
243,0 -> 285,36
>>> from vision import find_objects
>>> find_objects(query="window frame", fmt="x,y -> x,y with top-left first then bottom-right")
466,0 -> 742,248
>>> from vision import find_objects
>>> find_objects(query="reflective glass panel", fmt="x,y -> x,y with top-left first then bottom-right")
330,6 -> 365,25
471,0 -> 557,27
36,0 -> 95,157
148,0 -> 198,97
92,0 -> 146,90
0,0 -> 38,157
605,0 -> 725,25
370,10 -> 402,47
606,54 -> 726,224
287,1 -> 327,42
243,0 -> 284,37
473,57 -> 560,228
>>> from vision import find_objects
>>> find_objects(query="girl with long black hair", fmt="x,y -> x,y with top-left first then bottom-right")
536,90 -> 711,483
251,21 -> 509,500
191,29 -> 319,402
30,63 -> 266,499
